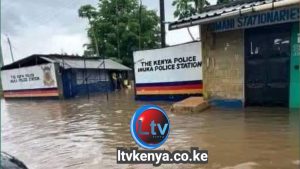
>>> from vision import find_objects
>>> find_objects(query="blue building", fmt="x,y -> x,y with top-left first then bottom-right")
0,54 -> 131,98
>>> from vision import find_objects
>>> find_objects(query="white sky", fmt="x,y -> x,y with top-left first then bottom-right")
1,0 -> 217,65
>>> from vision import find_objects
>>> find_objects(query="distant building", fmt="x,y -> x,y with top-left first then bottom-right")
0,54 -> 131,98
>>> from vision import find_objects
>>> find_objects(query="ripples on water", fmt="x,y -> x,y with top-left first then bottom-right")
1,90 -> 299,169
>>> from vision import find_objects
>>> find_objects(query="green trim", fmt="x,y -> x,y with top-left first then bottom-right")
289,22 -> 300,108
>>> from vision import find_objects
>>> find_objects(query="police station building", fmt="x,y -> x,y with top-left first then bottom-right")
169,0 -> 300,108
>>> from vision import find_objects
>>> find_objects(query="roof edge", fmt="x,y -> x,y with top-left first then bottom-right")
169,0 -> 299,30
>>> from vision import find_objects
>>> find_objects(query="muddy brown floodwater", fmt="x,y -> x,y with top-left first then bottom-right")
1,90 -> 299,169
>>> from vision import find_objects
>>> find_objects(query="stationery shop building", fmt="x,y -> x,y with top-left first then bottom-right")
169,0 -> 299,108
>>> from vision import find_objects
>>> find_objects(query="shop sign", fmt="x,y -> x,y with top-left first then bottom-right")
210,6 -> 299,32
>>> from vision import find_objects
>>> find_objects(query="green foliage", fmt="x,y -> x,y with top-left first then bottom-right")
79,0 -> 161,67
172,0 -> 210,19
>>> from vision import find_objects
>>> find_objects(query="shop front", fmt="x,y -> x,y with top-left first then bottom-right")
169,0 -> 300,108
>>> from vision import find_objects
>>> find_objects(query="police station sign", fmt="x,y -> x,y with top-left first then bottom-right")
1,63 -> 58,91
209,6 -> 299,32
133,42 -> 202,84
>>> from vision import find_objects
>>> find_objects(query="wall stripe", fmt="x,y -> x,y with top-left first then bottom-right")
136,80 -> 202,87
3,88 -> 59,98
136,81 -> 203,95
137,84 -> 203,91
137,89 -> 202,95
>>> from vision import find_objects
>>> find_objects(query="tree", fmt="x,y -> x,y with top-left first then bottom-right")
172,0 -> 210,40
172,0 -> 210,19
79,0 -> 161,67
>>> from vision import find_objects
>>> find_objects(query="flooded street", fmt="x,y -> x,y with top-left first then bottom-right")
1,90 -> 299,169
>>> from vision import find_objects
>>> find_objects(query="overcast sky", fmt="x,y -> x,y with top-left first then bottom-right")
1,0 -> 217,65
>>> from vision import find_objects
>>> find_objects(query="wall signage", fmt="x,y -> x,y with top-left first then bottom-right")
209,6 -> 299,32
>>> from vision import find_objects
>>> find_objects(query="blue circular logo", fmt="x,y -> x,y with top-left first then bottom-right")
130,105 -> 170,149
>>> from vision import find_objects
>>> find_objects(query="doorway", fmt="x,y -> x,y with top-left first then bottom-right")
245,24 -> 291,107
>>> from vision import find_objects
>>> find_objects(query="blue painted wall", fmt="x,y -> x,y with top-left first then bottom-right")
61,69 -> 112,98
75,81 -> 112,96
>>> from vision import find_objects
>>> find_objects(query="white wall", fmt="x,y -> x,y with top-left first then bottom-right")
1,63 -> 58,90
133,42 -> 202,84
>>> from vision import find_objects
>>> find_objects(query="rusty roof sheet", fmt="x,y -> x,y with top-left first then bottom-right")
169,0 -> 282,30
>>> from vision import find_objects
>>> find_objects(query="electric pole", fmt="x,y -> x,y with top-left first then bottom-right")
0,43 -> 3,68
159,0 -> 166,48
139,0 -> 142,50
6,35 -> 14,62
0,1 -> 4,97
0,43 -> 3,96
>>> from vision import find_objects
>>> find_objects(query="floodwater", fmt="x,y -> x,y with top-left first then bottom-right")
1,89 -> 299,169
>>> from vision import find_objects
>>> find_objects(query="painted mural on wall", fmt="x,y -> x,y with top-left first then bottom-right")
41,65 -> 55,87
133,42 -> 202,96
1,63 -> 59,98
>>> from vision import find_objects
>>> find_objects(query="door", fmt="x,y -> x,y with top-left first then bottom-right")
245,24 -> 291,107
62,69 -> 76,98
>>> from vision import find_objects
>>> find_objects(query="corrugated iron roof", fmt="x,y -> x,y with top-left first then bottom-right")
44,57 -> 131,71
1,54 -> 131,71
169,0 -> 283,30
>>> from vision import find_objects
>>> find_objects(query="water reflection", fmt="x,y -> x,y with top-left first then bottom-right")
1,90 -> 299,169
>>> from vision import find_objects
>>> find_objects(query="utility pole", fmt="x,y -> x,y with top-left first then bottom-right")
6,35 -> 14,62
139,0 -> 142,50
196,0 -> 203,41
116,0 -> 120,59
0,43 -> 3,68
0,0 -> 3,98
0,43 -> 3,97
83,55 -> 90,99
159,0 -> 166,48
